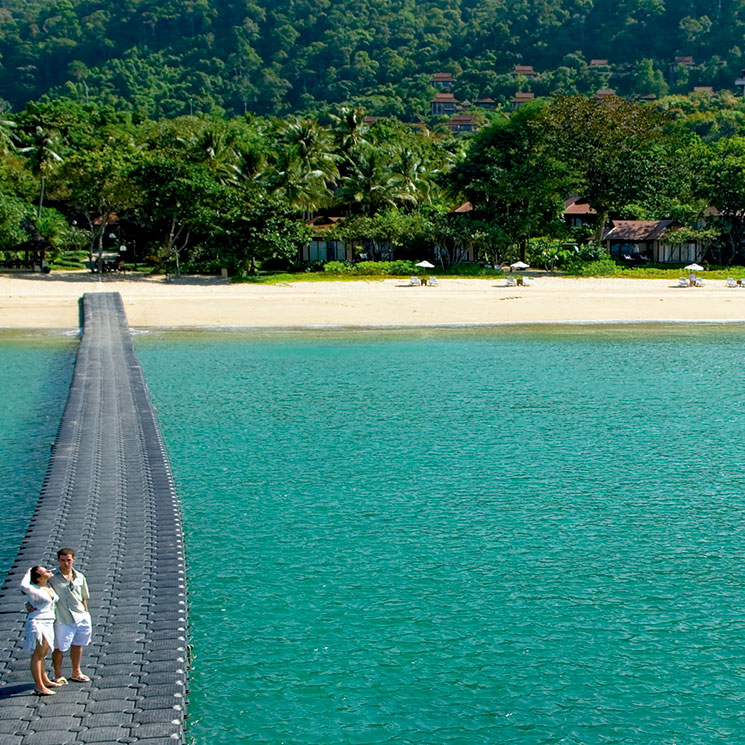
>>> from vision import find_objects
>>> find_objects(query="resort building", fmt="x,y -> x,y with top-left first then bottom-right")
430,92 -> 458,116
563,197 -> 596,230
511,92 -> 534,109
431,72 -> 454,90
602,219 -> 698,264
513,65 -> 537,78
736,70 -> 745,95
669,56 -> 694,85
445,114 -> 475,134
302,216 -> 353,263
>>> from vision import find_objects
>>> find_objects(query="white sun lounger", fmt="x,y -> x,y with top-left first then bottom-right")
678,277 -> 689,287
727,277 -> 738,287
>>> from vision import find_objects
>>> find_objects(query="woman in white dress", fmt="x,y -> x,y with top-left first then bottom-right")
20,566 -> 62,695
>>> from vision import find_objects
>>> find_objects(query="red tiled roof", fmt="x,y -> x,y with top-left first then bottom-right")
512,92 -> 534,101
432,72 -> 454,81
602,220 -> 674,241
450,202 -> 473,213
514,65 -> 536,75
674,56 -> 694,65
564,197 -> 596,215
589,59 -> 609,67
596,88 -> 616,97
693,86 -> 713,92
433,92 -> 456,102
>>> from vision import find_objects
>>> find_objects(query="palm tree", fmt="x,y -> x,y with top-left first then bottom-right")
336,146 -> 416,217
18,126 -> 64,218
0,117 -> 17,154
392,146 -> 436,209
271,147 -> 334,217
274,118 -> 339,218
230,143 -> 267,184
177,123 -> 239,185
329,107 -> 369,154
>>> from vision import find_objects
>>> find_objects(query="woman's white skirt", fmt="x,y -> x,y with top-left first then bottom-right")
25,618 -> 54,652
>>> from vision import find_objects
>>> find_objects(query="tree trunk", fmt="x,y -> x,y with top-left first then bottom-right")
38,176 -> 45,220
96,215 -> 108,273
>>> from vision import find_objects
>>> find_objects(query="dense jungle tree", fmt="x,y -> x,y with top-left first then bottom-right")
447,104 -> 570,262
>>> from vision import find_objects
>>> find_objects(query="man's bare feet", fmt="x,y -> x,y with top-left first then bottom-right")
33,688 -> 55,696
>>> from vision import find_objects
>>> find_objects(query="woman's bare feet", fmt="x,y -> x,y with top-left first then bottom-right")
33,687 -> 56,695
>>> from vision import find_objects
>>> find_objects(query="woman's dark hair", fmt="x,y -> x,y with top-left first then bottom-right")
30,566 -> 44,584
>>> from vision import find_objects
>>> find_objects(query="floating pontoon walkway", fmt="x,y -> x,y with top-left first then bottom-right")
0,292 -> 188,744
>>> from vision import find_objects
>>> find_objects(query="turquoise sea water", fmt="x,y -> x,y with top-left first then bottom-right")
0,331 -> 77,574
131,325 -> 745,745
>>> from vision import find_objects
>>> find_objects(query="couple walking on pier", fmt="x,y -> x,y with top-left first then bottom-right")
19,548 -> 91,695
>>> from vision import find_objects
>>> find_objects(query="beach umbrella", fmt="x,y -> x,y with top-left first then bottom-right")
415,260 -> 435,268
685,263 -> 704,271
510,261 -> 530,270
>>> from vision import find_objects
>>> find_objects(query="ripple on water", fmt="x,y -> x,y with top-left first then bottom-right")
135,326 -> 745,745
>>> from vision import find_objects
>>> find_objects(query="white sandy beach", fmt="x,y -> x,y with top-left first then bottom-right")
1,271 -> 745,328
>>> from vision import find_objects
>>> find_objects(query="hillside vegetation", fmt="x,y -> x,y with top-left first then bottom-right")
1,0 -> 745,117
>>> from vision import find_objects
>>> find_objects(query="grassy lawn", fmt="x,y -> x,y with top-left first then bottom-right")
236,266 -> 745,284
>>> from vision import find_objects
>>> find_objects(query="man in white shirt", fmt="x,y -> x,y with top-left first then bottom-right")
48,548 -> 92,684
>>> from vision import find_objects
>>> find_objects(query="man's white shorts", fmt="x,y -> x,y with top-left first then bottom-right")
54,614 -> 92,651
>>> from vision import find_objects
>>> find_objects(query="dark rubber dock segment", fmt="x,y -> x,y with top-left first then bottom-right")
0,293 -> 188,745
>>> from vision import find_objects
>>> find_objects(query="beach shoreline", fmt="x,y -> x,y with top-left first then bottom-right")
2,271 -> 745,329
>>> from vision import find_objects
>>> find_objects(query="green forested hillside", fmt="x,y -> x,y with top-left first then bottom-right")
1,0 -> 744,117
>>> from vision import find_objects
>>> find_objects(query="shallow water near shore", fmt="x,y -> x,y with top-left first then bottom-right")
131,324 -> 745,745
0,331 -> 77,573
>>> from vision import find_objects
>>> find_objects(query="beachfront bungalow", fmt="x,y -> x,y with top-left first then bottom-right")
434,202 -> 478,264
602,220 -> 699,264
563,197 -> 597,230
301,216 -> 354,263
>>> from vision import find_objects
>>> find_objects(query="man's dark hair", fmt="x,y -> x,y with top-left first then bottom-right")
57,547 -> 75,558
